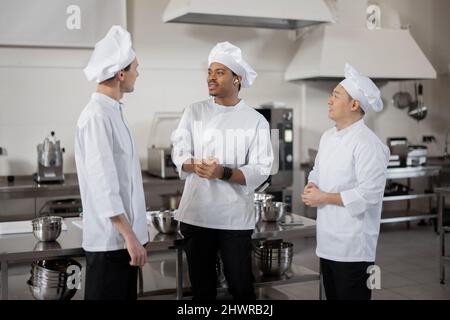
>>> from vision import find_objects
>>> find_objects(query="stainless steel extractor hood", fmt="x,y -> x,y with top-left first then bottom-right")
162,0 -> 334,29
285,0 -> 437,80
285,25 -> 437,81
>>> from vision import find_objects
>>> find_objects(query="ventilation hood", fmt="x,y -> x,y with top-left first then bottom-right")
162,0 -> 334,29
285,1 -> 437,80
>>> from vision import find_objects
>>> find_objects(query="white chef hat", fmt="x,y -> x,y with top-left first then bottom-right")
208,41 -> 257,88
84,25 -> 136,83
339,63 -> 383,113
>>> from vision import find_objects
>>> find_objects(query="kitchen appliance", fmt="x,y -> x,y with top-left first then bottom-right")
387,137 -> 408,167
407,145 -> 427,166
37,198 -> 83,218
34,131 -> 64,183
148,147 -> 178,178
285,0 -> 436,81
147,112 -> 182,178
162,0 -> 333,29
255,104 -> 293,188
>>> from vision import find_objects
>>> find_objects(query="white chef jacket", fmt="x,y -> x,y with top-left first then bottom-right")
74,93 -> 149,252
309,119 -> 389,262
171,98 -> 273,230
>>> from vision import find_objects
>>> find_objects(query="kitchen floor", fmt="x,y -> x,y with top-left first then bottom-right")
3,221 -> 450,300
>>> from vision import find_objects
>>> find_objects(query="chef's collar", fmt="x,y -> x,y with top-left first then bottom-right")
211,97 -> 245,111
92,92 -> 123,110
333,118 -> 365,138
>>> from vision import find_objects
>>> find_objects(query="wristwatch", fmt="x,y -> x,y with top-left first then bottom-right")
220,166 -> 233,181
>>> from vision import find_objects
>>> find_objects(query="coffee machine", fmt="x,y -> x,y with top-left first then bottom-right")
34,131 -> 65,183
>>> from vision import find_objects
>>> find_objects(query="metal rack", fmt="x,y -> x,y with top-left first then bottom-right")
435,187 -> 450,284
381,166 -> 441,225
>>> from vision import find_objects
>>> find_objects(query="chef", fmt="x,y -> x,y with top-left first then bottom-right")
171,41 -> 273,300
301,63 -> 390,300
75,25 -> 148,300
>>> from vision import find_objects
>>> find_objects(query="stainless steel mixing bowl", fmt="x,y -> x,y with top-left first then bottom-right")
31,216 -> 62,242
260,202 -> 287,222
151,210 -> 180,234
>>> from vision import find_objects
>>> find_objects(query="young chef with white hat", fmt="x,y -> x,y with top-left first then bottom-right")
75,25 -> 148,300
301,63 -> 390,300
171,41 -> 274,300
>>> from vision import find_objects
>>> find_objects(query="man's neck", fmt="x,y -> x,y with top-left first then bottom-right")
214,95 -> 240,107
335,116 -> 363,131
96,84 -> 123,102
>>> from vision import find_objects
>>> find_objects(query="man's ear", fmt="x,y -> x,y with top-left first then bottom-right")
116,70 -> 125,81
351,100 -> 361,112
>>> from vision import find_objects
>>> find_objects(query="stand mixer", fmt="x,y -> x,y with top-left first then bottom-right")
34,131 -> 65,183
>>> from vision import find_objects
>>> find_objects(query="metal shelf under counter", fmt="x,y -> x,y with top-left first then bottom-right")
386,166 -> 441,179
383,193 -> 436,202
0,214 -> 318,300
382,166 -> 441,227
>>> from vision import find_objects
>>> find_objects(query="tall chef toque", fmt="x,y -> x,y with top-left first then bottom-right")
340,63 -> 383,113
84,25 -> 136,83
208,41 -> 257,88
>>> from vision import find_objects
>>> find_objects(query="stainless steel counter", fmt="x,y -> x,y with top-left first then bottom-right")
0,214 -> 316,300
0,172 -> 185,200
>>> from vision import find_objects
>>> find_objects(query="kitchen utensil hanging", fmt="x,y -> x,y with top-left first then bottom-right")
392,82 -> 412,109
408,83 -> 427,121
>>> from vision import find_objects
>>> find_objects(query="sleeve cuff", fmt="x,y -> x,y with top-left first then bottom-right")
175,154 -> 193,180
340,189 -> 368,217
239,166 -> 268,195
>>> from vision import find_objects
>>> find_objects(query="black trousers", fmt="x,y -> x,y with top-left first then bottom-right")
180,222 -> 256,301
320,258 -> 374,300
84,249 -> 138,300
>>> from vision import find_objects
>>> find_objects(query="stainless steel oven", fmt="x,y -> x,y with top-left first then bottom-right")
255,106 -> 293,188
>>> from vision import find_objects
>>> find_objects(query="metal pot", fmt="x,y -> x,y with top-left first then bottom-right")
160,192 -> 182,210
253,240 -> 293,276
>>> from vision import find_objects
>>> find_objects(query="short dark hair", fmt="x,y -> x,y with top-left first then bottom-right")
360,107 -> 365,116
101,63 -> 132,83
347,93 -> 365,116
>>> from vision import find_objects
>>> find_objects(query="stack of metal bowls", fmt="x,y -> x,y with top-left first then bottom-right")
27,258 -> 81,300
253,240 -> 293,276
31,216 -> 62,242
151,210 -> 179,234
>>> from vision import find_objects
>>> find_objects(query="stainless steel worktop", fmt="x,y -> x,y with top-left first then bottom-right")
0,214 -> 316,300
0,172 -> 185,200
386,165 -> 441,179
